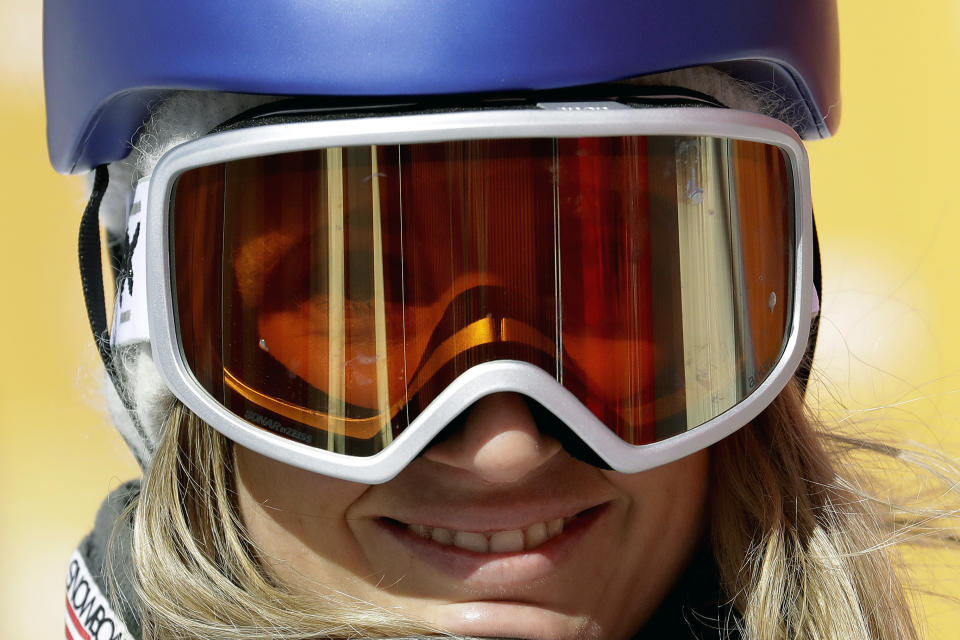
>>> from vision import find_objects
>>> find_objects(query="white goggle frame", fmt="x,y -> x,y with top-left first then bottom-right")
118,103 -> 814,483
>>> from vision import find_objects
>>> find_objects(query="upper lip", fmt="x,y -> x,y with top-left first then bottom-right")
377,496 -> 609,533
354,454 -> 617,533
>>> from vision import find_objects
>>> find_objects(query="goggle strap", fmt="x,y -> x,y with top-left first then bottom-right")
795,213 -> 823,397
78,165 -> 151,468
111,179 -> 151,347
209,86 -> 728,135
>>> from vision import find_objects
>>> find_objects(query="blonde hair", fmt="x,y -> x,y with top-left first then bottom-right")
114,380 -> 959,640
711,383 -> 925,640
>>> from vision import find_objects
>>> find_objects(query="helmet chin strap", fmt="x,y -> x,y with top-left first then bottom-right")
78,164 -> 151,467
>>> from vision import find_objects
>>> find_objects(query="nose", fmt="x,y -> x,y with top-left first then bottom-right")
420,392 -> 562,483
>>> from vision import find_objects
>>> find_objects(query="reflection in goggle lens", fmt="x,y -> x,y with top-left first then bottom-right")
172,135 -> 793,456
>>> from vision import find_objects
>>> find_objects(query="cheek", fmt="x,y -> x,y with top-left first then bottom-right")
234,446 -> 373,587
603,450 -> 711,622
613,448 -> 710,543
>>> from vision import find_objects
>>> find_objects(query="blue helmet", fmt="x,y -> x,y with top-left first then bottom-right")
44,0 -> 839,174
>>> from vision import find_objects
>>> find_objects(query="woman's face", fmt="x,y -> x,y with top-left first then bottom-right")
236,391 -> 710,640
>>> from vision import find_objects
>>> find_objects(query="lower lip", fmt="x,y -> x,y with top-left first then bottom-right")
378,505 -> 607,585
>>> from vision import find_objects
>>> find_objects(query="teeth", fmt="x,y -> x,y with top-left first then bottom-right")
431,527 -> 454,545
547,518 -> 564,538
409,524 -> 431,539
454,531 -> 489,553
489,529 -> 525,553
406,516 -> 573,552
524,522 -> 548,548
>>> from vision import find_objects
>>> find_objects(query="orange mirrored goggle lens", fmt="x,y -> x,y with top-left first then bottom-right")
172,135 -> 794,456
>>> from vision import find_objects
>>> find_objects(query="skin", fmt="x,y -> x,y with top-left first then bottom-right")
236,392 -> 710,639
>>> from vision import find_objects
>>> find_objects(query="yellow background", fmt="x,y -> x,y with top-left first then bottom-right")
2,2 -> 958,637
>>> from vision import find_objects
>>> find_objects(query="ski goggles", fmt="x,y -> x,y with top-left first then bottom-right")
117,102 -> 814,482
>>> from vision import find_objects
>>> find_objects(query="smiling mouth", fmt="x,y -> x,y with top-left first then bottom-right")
383,509 -> 594,554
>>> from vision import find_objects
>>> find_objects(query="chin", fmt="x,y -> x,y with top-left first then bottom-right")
433,602 -> 607,640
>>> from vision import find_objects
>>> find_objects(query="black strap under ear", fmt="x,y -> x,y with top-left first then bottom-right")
78,165 -> 148,443
794,213 -> 822,397
78,165 -> 115,373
